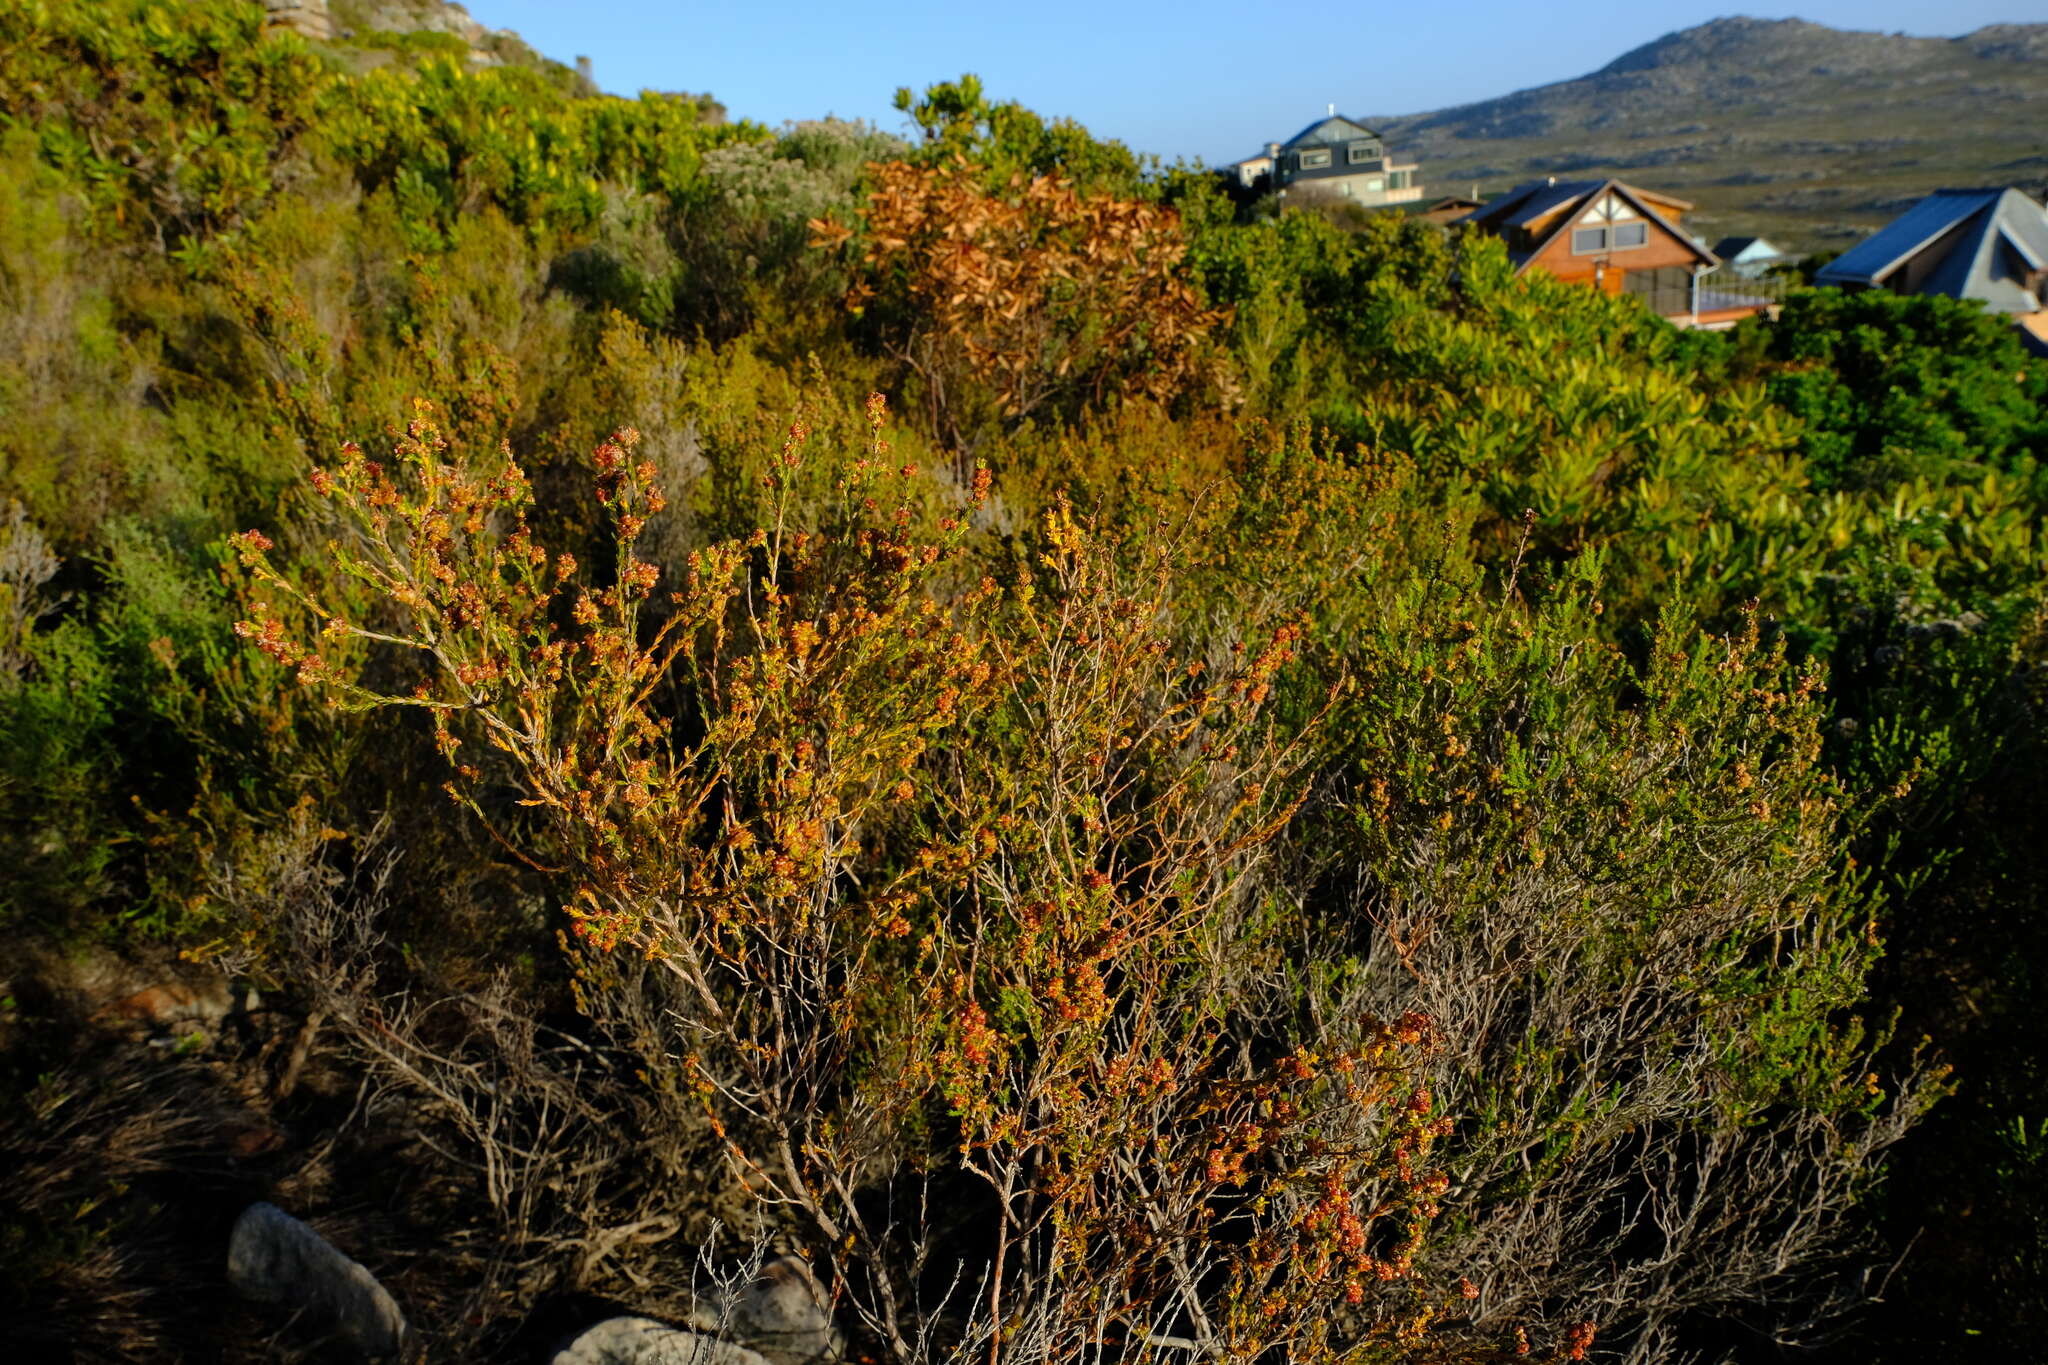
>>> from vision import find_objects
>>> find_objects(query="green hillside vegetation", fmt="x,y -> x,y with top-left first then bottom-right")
0,6 -> 2043,1364
1375,17 -> 2048,252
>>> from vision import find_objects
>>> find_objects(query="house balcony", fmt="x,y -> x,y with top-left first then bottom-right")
1626,271 -> 1792,327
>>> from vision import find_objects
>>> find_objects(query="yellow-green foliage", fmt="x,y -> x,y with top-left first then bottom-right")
0,4 -> 2044,1361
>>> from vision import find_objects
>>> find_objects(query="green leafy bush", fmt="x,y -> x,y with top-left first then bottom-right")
0,9 -> 2043,1361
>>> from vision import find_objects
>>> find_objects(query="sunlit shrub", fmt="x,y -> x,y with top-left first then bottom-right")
823,159 -> 1228,454
224,401 -> 1545,1362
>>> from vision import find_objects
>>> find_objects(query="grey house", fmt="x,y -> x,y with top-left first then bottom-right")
1817,188 -> 2048,314
1229,113 -> 1422,208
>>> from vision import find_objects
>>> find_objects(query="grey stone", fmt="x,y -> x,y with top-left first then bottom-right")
227,1202 -> 409,1361
725,1256 -> 837,1364
553,1318 -> 769,1365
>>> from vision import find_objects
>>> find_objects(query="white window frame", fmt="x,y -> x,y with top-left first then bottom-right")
1298,148 -> 1331,170
1348,143 -> 1380,164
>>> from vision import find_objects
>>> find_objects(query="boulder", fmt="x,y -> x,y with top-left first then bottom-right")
262,0 -> 335,40
724,1256 -> 837,1364
227,1202 -> 409,1361
553,1318 -> 769,1365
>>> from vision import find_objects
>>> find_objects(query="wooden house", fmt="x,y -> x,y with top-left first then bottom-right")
1460,178 -> 1775,327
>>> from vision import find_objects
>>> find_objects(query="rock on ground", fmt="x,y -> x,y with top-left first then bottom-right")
553,1318 -> 770,1365
32,943 -> 259,1044
725,1256 -> 837,1364
262,0 -> 335,39
227,1202 -> 409,1362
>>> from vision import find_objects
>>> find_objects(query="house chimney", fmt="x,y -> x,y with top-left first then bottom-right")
1547,175 -> 1556,186
1328,103 -> 1335,116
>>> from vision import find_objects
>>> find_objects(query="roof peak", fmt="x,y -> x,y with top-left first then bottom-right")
1816,186 -> 2048,311
1281,113 -> 1381,147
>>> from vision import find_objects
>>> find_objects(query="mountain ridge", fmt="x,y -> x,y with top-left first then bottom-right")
1372,17 -> 2048,250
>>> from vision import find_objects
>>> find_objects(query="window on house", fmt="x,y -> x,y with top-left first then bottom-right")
1298,149 -> 1331,169
1573,226 -> 1608,253
1613,221 -> 1648,248
1365,177 -> 1385,192
1389,170 -> 1410,189
1348,143 -> 1380,164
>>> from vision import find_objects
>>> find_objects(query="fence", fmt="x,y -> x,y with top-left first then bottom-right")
1627,270 -> 1792,322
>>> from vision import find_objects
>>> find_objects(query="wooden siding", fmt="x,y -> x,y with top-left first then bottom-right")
1526,220 -> 1700,284
1523,208 -> 1702,316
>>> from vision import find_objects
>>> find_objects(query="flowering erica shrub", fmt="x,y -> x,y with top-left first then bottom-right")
227,397 -> 1622,1362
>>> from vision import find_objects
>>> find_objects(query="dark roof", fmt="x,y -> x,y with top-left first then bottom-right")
1470,179 -> 1605,230
1711,235 -> 1786,260
1460,179 -> 1715,272
1280,115 -> 1380,150
1816,188 -> 2048,313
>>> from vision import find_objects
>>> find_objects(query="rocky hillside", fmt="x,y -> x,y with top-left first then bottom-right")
1376,18 -> 2048,252
264,0 -> 722,112
266,0 -> 558,70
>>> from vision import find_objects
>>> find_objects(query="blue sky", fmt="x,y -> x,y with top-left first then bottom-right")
463,3 -> 2042,164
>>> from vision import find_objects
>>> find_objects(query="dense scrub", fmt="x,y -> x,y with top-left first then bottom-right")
0,5 -> 2042,1362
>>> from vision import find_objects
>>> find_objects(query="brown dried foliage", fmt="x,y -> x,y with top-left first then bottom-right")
821,161 -> 1226,453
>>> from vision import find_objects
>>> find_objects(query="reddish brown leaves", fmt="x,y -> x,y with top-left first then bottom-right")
842,160 -> 1226,441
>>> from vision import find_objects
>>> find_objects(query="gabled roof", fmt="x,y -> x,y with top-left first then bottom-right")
1459,179 -> 1715,272
1469,178 -> 1693,232
1469,178 -> 1604,231
1281,115 -> 1379,150
1816,188 -> 2048,313
1712,235 -> 1787,262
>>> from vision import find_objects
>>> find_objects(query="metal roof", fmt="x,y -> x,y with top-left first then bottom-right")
1816,189 -> 2048,313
